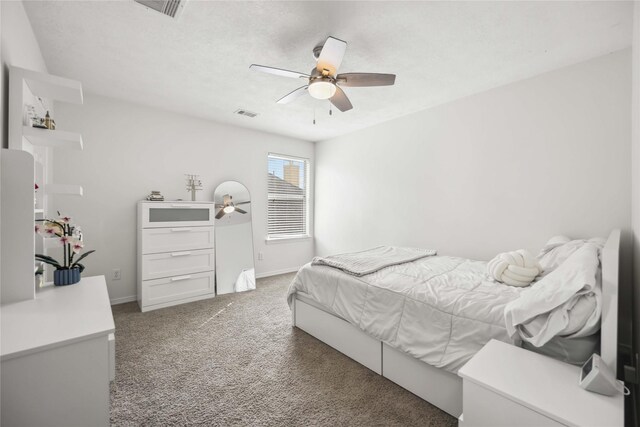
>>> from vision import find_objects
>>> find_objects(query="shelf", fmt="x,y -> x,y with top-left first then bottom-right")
13,66 -> 83,104
34,209 -> 44,214
45,184 -> 83,196
22,126 -> 83,150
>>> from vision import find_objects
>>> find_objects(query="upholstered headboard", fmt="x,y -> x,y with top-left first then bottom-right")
600,229 -> 621,377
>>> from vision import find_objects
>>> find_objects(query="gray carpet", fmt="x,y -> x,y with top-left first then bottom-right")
110,273 -> 457,426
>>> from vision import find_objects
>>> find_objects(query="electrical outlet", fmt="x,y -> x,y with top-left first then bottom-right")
112,268 -> 121,281
258,252 -> 264,261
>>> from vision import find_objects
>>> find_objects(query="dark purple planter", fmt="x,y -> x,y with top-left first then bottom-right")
54,268 -> 81,286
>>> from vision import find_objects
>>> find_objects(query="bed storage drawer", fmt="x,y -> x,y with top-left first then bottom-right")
294,298 -> 381,374
382,344 -> 462,417
143,271 -> 214,307
141,227 -> 214,254
142,248 -> 214,280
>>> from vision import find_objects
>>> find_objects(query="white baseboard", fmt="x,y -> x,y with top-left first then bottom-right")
110,295 -> 137,306
255,266 -> 300,279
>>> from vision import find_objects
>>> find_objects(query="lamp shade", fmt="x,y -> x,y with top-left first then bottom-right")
308,80 -> 336,100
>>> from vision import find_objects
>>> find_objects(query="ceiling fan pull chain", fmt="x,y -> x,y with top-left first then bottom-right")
313,107 -> 316,125
329,101 -> 333,116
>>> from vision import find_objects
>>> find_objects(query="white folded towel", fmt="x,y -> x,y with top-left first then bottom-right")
487,249 -> 542,287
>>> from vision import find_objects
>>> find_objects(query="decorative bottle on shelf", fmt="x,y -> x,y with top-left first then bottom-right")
44,111 -> 52,130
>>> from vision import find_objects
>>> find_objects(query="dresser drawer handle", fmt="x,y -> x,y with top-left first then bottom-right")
170,251 -> 191,257
170,228 -> 192,232
171,275 -> 192,282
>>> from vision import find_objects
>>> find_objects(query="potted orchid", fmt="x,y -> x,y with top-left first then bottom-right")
34,212 -> 95,286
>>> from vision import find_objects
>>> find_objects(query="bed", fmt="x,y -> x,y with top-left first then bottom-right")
287,230 -> 620,417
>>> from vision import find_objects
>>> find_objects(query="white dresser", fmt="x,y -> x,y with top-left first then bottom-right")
458,339 -> 624,427
137,201 -> 216,312
1,276 -> 115,427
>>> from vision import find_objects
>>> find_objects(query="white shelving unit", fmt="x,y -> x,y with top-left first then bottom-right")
8,66 -> 84,209
0,150 -> 37,304
1,66 -> 84,305
45,183 -> 84,196
22,126 -> 83,150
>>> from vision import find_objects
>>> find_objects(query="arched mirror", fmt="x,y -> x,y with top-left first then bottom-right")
214,181 -> 255,294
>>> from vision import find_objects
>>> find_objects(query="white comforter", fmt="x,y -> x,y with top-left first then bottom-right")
288,256 -> 525,373
288,247 -> 601,373
504,242 -> 602,346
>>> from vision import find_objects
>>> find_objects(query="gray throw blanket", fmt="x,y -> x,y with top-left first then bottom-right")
312,246 -> 437,277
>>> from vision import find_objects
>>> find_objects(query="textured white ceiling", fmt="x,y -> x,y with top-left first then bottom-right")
24,1 -> 633,142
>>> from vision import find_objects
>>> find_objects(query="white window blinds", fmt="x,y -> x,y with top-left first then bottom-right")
267,154 -> 309,239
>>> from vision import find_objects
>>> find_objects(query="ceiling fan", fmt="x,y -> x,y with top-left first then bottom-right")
250,36 -> 396,112
215,194 -> 250,219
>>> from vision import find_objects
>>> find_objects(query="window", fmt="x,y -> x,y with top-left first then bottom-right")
267,154 -> 310,240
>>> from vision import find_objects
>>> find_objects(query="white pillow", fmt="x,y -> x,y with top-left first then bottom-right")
537,235 -> 605,277
505,242 -> 602,347
538,235 -> 571,255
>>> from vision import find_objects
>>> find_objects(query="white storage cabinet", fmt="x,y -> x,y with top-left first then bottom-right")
137,201 -> 216,312
457,339 -> 624,427
1,276 -> 115,427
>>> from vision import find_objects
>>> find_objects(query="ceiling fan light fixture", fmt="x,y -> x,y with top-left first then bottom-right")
223,205 -> 235,214
308,80 -> 336,100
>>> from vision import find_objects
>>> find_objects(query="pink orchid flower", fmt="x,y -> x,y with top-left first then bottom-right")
72,240 -> 84,254
35,224 -> 41,234
59,215 -> 72,224
44,226 -> 57,236
59,235 -> 71,245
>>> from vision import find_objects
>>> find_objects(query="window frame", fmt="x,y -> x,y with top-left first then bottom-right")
266,153 -> 311,242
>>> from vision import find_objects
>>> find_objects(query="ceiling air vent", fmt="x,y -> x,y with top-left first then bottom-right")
235,109 -> 258,118
134,0 -> 185,19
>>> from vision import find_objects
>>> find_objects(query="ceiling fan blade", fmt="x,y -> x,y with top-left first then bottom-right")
249,64 -> 309,80
215,209 -> 226,219
329,86 -> 353,112
316,36 -> 347,76
276,86 -> 309,104
336,73 -> 396,87
235,201 -> 251,205
235,208 -> 247,214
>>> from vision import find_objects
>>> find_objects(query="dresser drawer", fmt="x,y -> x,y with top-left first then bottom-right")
142,249 -> 214,280
141,227 -> 214,254
141,202 -> 215,228
142,271 -> 214,308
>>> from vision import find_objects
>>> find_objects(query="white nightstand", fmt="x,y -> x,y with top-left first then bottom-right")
458,339 -> 624,427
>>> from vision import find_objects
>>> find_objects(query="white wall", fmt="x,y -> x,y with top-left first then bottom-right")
0,0 -> 48,148
53,93 -> 314,303
631,2 -> 640,421
1,1 -> 2,147
315,50 -> 631,262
